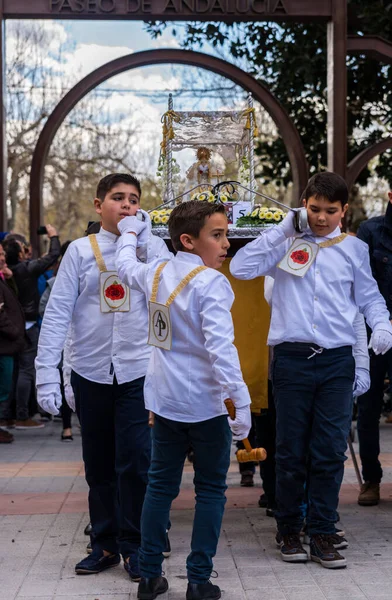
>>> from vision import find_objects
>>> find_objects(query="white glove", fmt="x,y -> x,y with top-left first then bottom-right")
279,210 -> 298,238
353,367 -> 371,397
117,215 -> 148,245
227,405 -> 252,440
37,383 -> 62,416
64,383 -> 76,412
368,326 -> 392,355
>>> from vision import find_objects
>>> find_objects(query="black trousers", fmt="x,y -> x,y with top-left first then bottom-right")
357,349 -> 392,484
273,343 -> 354,535
71,371 -> 151,558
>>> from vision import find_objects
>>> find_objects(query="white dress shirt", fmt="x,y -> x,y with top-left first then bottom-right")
35,228 -> 172,386
230,225 -> 391,349
116,235 -> 251,422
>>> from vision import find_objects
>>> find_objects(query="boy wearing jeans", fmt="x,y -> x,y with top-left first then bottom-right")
230,172 -> 392,568
116,201 -> 251,600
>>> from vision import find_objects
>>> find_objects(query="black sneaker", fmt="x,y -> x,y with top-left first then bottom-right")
309,534 -> 347,569
124,552 -> 141,582
276,532 -> 308,563
75,549 -> 120,574
137,576 -> 168,600
186,581 -> 221,600
162,530 -> 171,558
303,532 -> 348,549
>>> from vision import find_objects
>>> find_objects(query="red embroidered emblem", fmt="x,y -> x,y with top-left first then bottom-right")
290,249 -> 309,265
105,283 -> 125,300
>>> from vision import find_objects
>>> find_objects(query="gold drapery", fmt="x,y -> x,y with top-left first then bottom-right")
221,260 -> 270,412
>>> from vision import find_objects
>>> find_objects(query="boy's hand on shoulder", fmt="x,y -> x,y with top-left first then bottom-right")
369,323 -> 392,355
279,211 -> 298,238
37,383 -> 62,415
227,405 -> 252,440
117,215 -> 149,245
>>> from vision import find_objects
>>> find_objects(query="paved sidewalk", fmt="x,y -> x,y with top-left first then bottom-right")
1,419 -> 392,600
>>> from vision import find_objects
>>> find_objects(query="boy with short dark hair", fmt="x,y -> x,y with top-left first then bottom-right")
35,173 -> 172,579
116,200 -> 252,600
230,172 -> 392,569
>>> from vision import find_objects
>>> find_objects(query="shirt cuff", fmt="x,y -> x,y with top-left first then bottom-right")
226,384 -> 251,409
354,355 -> 370,370
35,367 -> 61,386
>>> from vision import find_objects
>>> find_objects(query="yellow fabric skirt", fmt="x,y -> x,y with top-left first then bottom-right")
221,260 -> 270,412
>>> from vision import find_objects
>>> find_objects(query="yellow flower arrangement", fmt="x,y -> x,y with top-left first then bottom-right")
151,208 -> 173,227
237,205 -> 287,227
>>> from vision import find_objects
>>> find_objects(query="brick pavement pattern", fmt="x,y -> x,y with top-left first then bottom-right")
1,420 -> 392,600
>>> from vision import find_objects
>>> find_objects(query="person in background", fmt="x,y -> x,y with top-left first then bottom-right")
4,226 -> 60,429
356,191 -> 392,506
0,243 -> 25,442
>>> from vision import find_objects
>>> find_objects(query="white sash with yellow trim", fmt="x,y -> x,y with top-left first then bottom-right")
277,233 -> 348,278
148,261 -> 207,350
89,234 -> 130,313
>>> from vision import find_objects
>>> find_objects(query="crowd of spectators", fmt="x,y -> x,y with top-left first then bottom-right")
0,226 -> 66,443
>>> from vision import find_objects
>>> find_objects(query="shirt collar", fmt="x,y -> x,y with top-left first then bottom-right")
97,227 -> 119,243
175,251 -> 205,266
307,226 -> 341,242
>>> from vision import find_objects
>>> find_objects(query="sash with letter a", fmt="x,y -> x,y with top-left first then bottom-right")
148,262 -> 207,350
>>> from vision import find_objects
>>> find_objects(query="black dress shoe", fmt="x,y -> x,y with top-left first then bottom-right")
75,549 -> 120,574
186,582 -> 221,600
84,522 -> 92,535
137,576 -> 168,600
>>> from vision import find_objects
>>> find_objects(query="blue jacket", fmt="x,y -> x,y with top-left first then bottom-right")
357,203 -> 392,318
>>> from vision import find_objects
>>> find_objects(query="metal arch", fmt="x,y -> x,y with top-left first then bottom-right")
346,138 -> 392,191
347,35 -> 392,65
29,49 -> 309,251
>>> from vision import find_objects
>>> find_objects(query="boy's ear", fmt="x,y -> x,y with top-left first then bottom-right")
179,233 -> 195,251
94,198 -> 103,215
342,203 -> 349,216
302,197 -> 307,207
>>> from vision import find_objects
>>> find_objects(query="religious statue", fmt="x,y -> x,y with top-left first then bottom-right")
186,147 -> 224,192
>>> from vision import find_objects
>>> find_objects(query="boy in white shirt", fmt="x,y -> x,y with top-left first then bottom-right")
115,200 -> 252,600
35,173 -> 171,579
230,172 -> 392,569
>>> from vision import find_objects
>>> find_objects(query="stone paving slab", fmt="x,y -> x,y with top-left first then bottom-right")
1,421 -> 392,599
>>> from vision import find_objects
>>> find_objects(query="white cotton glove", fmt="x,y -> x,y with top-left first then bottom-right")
64,383 -> 76,412
353,367 -> 371,397
279,210 -> 298,238
368,325 -> 392,355
227,405 -> 252,441
117,215 -> 149,245
37,383 -> 62,416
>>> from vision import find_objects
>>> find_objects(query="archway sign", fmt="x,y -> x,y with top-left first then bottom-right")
0,0 -> 381,252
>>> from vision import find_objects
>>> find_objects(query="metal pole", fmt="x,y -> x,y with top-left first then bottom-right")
166,93 -> 174,204
327,0 -> 347,178
0,8 -> 7,233
247,93 -> 255,204
347,437 -> 363,487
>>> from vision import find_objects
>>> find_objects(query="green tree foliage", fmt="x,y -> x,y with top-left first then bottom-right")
146,0 -> 392,187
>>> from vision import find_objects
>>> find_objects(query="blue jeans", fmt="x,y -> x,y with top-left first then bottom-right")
71,371 -> 151,558
357,348 -> 392,483
139,414 -> 231,583
272,343 -> 354,536
0,355 -> 14,404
